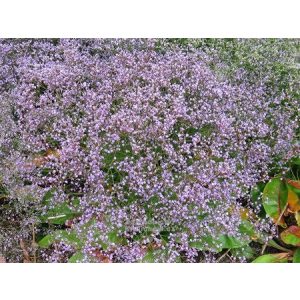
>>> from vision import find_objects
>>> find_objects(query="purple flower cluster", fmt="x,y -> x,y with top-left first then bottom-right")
0,39 -> 298,262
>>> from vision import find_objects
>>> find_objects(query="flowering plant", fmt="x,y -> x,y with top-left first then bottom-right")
0,39 -> 299,262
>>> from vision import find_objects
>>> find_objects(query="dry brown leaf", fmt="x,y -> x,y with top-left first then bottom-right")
287,179 -> 300,190
92,250 -> 112,263
32,149 -> 61,167
287,188 -> 300,213
20,239 -> 31,263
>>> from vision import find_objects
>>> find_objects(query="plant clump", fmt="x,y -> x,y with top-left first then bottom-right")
0,39 -> 299,262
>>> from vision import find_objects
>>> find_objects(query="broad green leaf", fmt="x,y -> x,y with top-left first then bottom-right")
189,241 -> 204,249
252,253 -> 289,263
57,230 -> 82,247
189,235 -> 223,253
38,230 -> 81,249
199,123 -> 215,138
160,231 -> 170,242
102,136 -> 132,166
219,235 -> 249,249
45,214 -> 74,225
142,249 -> 155,263
72,197 -> 81,208
250,183 -> 266,217
231,245 -> 255,260
251,182 -> 265,203
40,202 -> 80,225
42,189 -> 55,204
238,220 -> 258,240
291,157 -> 300,166
38,234 -> 55,248
262,178 -> 287,226
108,230 -> 127,245
197,212 -> 209,221
190,232 -> 250,252
68,252 -> 84,263
141,249 -> 180,263
293,248 -> 300,263
280,226 -> 300,246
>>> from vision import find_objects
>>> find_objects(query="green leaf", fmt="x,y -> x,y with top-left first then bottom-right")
190,233 -> 249,252
199,123 -> 215,138
230,245 -> 255,260
160,231 -> 170,242
280,226 -> 300,246
293,248 -> 300,263
108,230 -> 127,245
40,202 -> 79,225
38,234 -> 55,248
251,183 -> 265,203
238,220 -> 257,239
142,249 -> 155,263
141,249 -> 180,263
38,230 -> 81,249
57,230 -> 82,247
250,182 -> 266,213
189,235 -> 223,253
262,178 -> 287,226
42,189 -> 55,204
219,235 -> 249,249
68,252 -> 84,263
291,157 -> 300,166
46,214 -> 74,225
252,253 -> 289,263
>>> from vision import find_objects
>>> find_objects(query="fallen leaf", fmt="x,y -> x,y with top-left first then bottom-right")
92,250 -> 112,263
296,212 -> 300,226
32,149 -> 60,167
20,239 -> 31,263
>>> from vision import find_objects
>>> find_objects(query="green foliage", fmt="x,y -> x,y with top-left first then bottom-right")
219,235 -> 249,249
2,39 -> 298,263
262,178 -> 287,226
230,245 -> 255,260
38,234 -> 55,248
293,248 -> 300,263
68,252 -> 84,263
38,230 -> 81,249
40,202 -> 80,225
251,160 -> 300,263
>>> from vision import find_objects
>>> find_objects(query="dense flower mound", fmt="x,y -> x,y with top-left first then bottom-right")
0,39 -> 299,262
